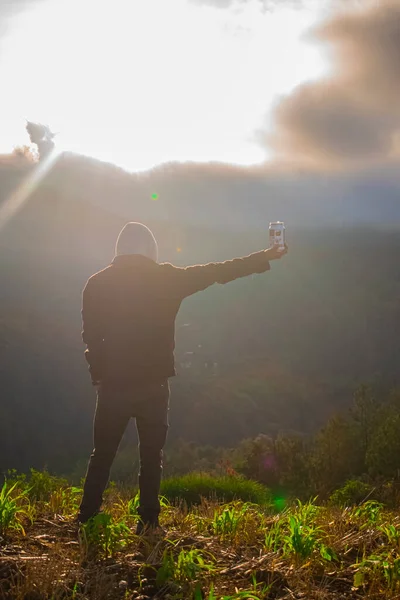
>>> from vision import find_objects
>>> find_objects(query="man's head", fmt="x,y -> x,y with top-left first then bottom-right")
115,222 -> 158,262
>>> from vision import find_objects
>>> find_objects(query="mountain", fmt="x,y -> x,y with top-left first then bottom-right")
0,152 -> 399,475
10,152 -> 397,232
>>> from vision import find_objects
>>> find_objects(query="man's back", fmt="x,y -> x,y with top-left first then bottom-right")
83,254 -> 183,385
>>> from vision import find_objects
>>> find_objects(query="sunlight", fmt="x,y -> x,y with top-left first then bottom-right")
0,148 -> 60,230
0,0 -> 327,171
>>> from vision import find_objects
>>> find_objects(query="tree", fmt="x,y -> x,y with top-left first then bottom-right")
350,384 -> 378,466
25,121 -> 56,161
12,145 -> 37,163
274,434 -> 312,498
234,435 -> 279,487
366,408 -> 400,478
311,415 -> 362,496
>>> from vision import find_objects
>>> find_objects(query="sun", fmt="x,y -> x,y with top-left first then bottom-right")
0,0 -> 327,171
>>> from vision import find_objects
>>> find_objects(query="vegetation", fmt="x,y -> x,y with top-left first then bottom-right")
0,482 -> 31,537
83,385 -> 400,511
160,473 -> 271,506
2,471 -> 400,598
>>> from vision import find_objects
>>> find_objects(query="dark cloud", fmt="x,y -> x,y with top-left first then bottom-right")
269,82 -> 398,168
267,0 -> 400,168
320,1 -> 400,108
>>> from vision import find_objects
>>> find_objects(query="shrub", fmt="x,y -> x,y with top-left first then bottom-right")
329,479 -> 375,507
160,473 -> 271,506
6,469 -> 69,503
27,469 -> 69,502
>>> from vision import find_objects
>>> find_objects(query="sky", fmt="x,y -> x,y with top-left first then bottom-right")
0,0 -> 397,173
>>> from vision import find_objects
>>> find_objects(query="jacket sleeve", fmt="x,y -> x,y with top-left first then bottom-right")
82,277 -> 104,385
171,250 -> 271,299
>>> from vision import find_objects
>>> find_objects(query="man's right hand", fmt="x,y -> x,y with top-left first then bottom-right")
265,243 -> 288,261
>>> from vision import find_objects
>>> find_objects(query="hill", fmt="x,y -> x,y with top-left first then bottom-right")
0,154 -> 400,475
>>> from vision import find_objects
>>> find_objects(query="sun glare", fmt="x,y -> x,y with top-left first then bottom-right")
0,0 -> 327,171
0,147 -> 60,230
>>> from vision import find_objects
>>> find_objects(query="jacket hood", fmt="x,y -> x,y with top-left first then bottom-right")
115,222 -> 158,262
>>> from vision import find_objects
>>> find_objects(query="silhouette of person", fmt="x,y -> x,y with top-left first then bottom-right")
78,222 -> 288,533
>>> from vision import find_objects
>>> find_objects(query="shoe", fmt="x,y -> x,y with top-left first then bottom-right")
76,510 -> 101,525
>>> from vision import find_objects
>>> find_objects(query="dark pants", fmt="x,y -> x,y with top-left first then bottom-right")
78,380 -> 169,524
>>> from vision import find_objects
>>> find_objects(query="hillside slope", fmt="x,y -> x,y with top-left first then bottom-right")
0,155 -> 399,474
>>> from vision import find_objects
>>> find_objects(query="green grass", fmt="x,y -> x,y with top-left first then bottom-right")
0,481 -> 32,536
80,512 -> 131,559
160,472 -> 271,506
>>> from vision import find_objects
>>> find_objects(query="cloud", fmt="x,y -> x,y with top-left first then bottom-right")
0,0 -> 44,36
189,0 -> 235,6
266,0 -> 400,168
189,0 -> 308,8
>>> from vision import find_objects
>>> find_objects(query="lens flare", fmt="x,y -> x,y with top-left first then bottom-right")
273,495 -> 287,512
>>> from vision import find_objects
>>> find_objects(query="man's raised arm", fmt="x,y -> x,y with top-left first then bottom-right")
171,245 -> 287,299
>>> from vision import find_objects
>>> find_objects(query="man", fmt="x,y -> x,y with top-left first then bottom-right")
78,222 -> 288,532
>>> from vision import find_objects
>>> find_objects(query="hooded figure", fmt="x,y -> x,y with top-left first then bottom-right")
115,222 -> 158,262
78,221 -> 287,534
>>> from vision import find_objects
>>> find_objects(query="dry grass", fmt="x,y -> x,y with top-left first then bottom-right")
1,481 -> 400,599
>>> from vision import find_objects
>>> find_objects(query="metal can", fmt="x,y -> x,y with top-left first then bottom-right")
269,221 -> 285,249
